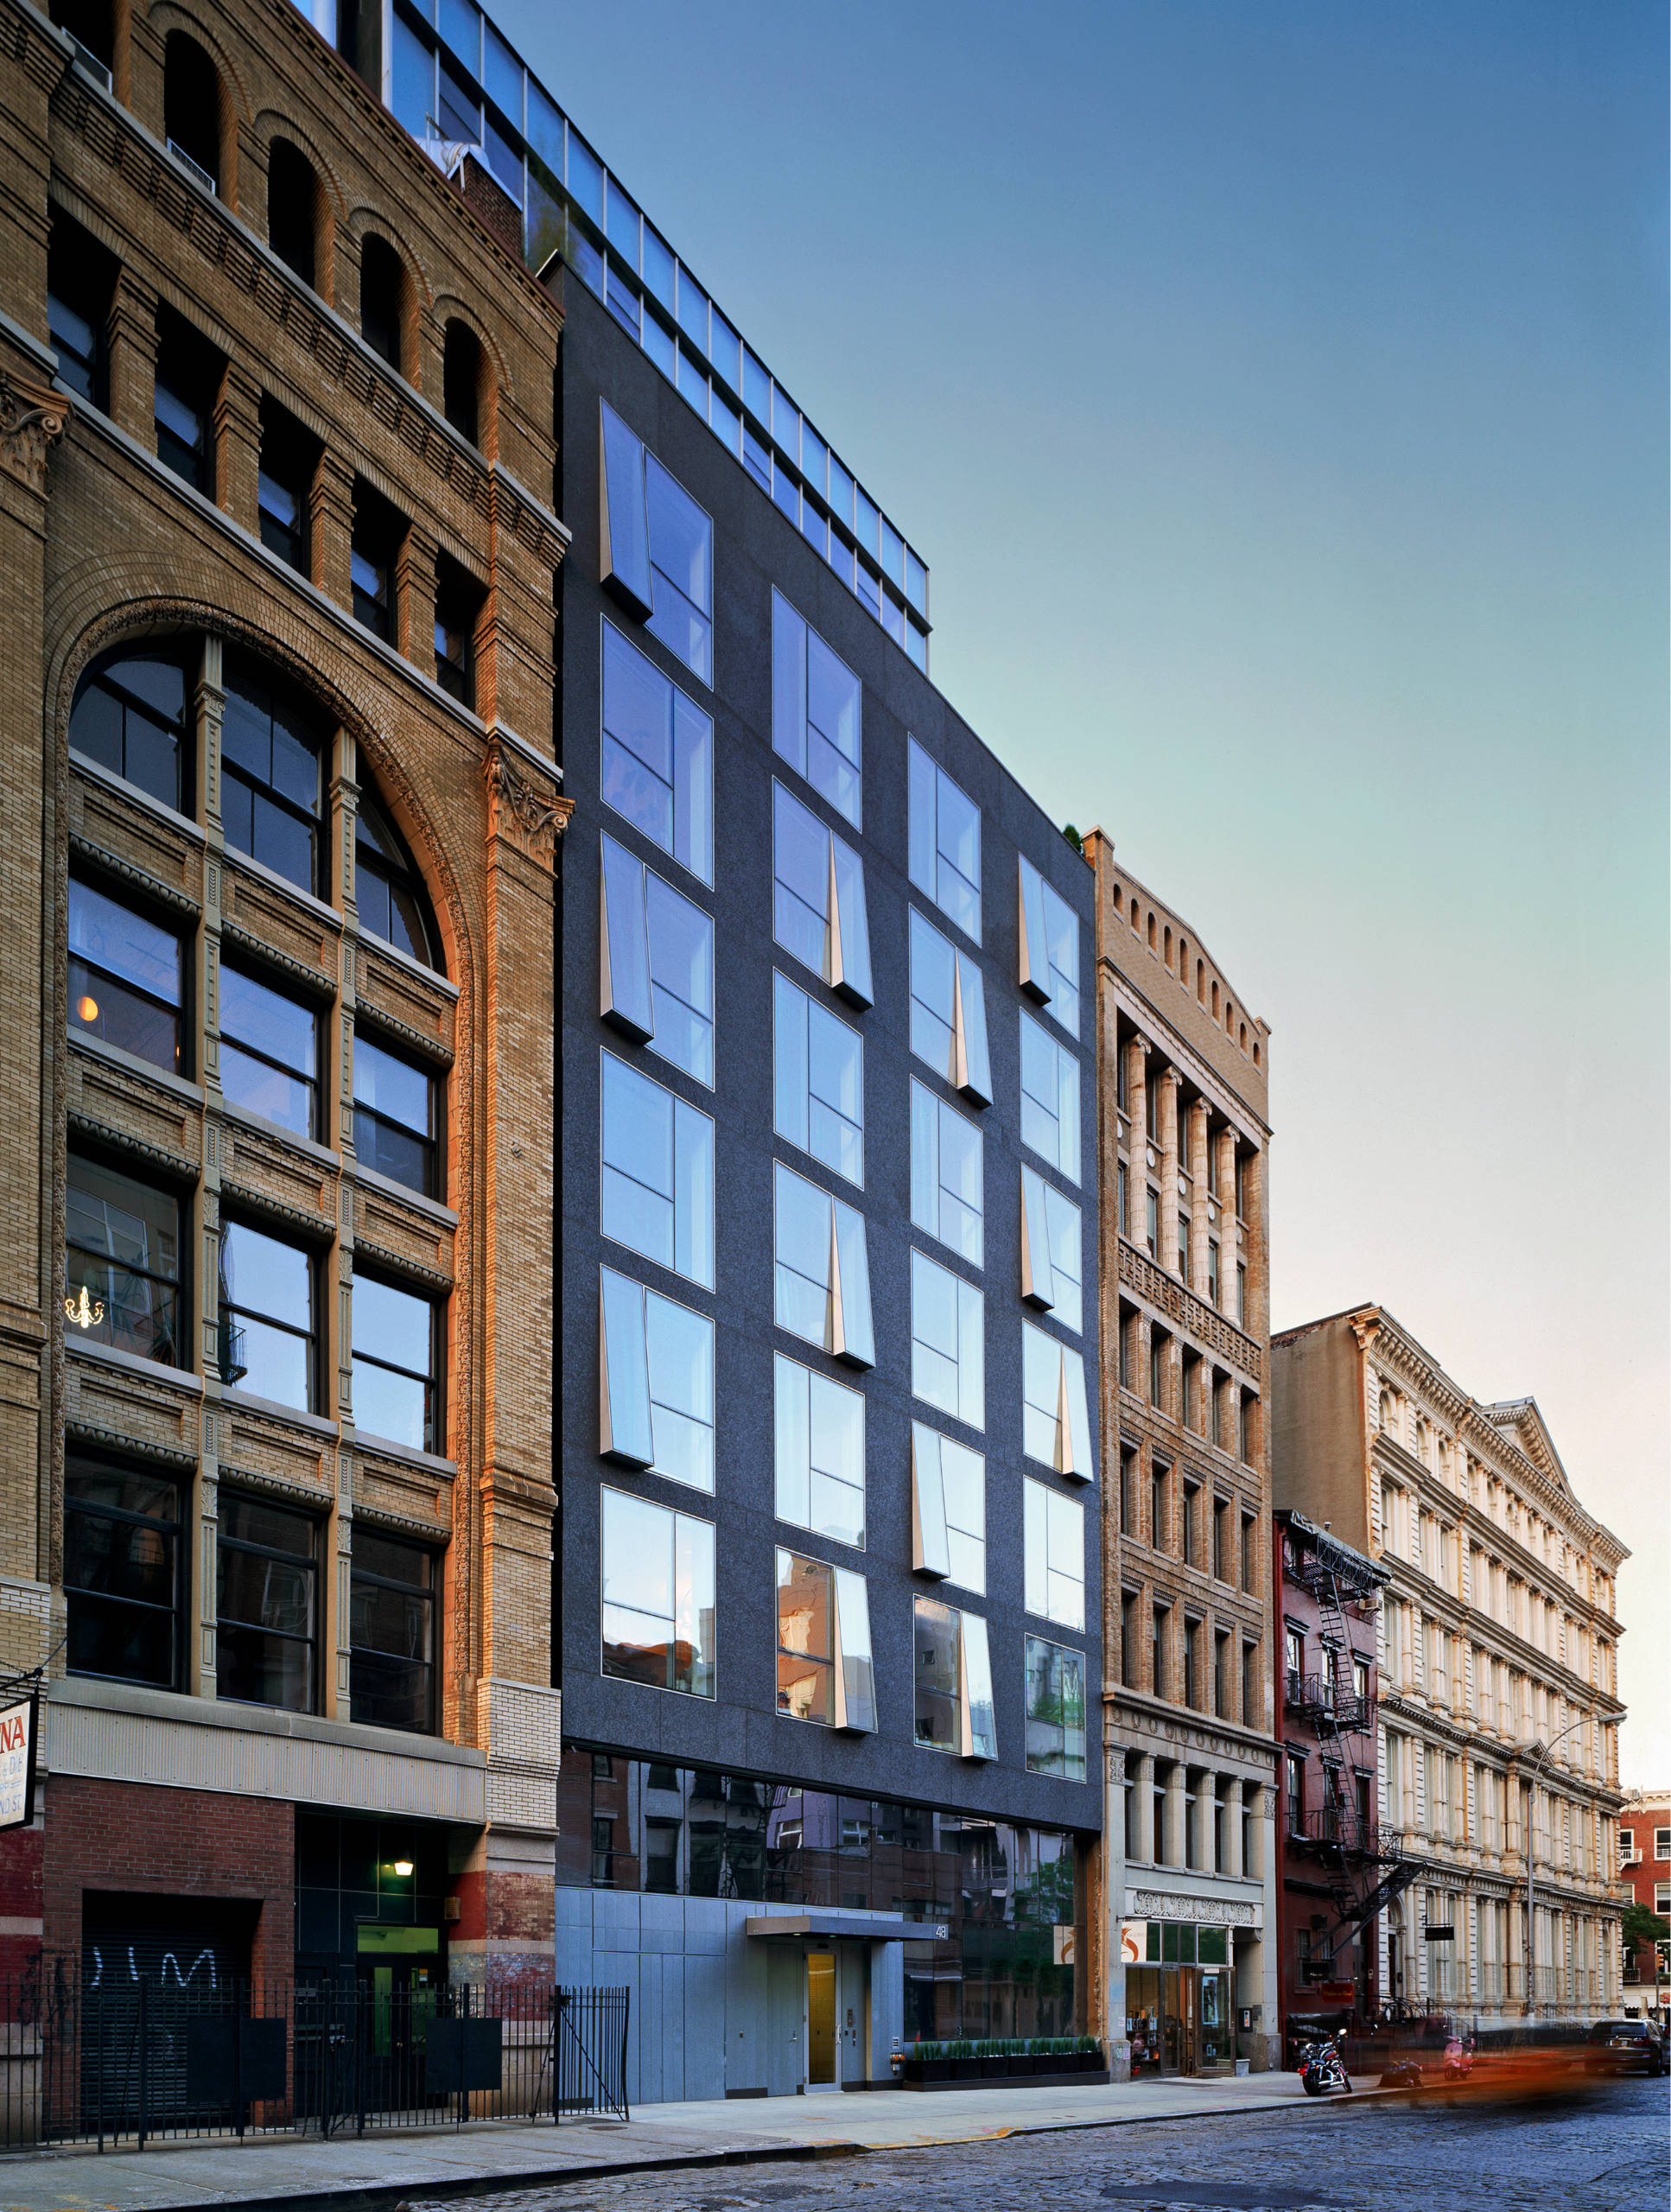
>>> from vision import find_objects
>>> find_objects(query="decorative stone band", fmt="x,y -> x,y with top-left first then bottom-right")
1128,1890 -> 1260,1928
0,369 -> 71,495
1119,1241 -> 1261,1382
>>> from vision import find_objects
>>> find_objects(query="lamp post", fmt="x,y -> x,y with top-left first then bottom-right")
1521,1714 -> 1586,2019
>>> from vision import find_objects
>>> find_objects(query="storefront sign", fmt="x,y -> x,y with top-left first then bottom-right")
1053,1925 -> 1076,1967
0,1697 -> 37,1830
1120,1919 -> 1148,1965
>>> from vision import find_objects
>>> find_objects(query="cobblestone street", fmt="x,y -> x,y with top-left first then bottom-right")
408,2079 -> 1670,2212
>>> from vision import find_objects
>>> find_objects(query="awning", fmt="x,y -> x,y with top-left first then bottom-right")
744,1911 -> 946,1942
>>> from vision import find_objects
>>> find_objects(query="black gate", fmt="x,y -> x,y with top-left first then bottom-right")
550,1985 -> 630,2121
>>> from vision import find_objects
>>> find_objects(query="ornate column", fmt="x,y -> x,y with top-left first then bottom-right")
1184,1099 -> 1210,1299
1160,1066 -> 1182,1276
1223,1777 -> 1245,1879
1163,1763 -> 1187,1871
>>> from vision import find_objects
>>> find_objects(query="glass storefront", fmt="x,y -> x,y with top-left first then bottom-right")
1123,1920 -> 1233,2075
557,1748 -> 1083,2039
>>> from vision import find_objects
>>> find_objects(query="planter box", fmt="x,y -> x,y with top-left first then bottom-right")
902,2059 -> 949,2082
980,2056 -> 1007,2077
950,2057 -> 982,2080
1008,2056 -> 1036,2077
900,2067 -> 1112,2094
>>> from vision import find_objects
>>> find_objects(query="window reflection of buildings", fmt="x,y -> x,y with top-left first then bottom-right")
555,1756 -> 1079,2037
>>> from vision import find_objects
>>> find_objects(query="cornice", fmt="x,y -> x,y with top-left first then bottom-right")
67,1108 -> 197,1185
1115,1240 -> 1263,1383
1098,970 -> 1270,1141
1103,1686 -> 1277,1768
67,829 -> 200,921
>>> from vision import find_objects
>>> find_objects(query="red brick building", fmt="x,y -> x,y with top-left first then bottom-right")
1618,1789 -> 1670,2024
1272,1509 -> 1414,2056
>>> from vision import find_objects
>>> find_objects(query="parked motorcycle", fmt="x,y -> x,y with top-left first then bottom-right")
1299,2036 -> 1352,2096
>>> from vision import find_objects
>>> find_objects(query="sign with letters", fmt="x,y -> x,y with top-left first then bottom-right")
0,1697 -> 36,1830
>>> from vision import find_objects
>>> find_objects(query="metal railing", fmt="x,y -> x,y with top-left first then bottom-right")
1283,1671 -> 1374,1733
0,1967 -> 627,2151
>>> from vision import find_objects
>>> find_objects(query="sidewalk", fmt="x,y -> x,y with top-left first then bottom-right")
0,2072 -> 1311,2212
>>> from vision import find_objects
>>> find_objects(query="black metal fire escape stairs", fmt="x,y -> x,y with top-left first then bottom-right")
1294,1554 -> 1421,1967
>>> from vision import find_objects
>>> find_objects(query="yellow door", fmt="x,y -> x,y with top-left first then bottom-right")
806,1951 -> 837,2087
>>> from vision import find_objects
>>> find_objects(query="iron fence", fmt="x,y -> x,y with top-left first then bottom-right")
0,1965 -> 628,2151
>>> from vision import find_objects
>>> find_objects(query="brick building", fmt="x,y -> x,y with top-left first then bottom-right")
1618,1788 -> 1669,2024
1273,1309 -> 1629,2027
1085,842 -> 1279,2075
1270,1508 -> 1415,2058
0,0 -> 569,1999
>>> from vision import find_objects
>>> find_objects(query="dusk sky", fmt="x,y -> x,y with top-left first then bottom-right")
499,0 -> 1669,1777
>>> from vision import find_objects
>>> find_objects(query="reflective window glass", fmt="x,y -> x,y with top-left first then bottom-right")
774,1353 -> 865,1549
772,781 -> 872,1006
65,1154 -> 181,1369
910,1078 -> 982,1266
907,738 -> 981,943
65,1454 -> 182,1689
772,590 -> 861,826
353,1032 -> 439,1198
600,1486 -> 715,1698
772,1161 -> 874,1368
1025,1635 -> 1086,1781
598,1265 -> 715,1492
907,908 -> 990,1107
1024,1478 -> 1086,1632
910,1249 -> 983,1431
217,1491 -> 316,1711
221,657 -> 324,896
69,650 -> 188,813
773,971 -> 862,1186
352,1272 -> 440,1452
1020,1010 -> 1081,1183
600,620 -> 713,885
68,876 -> 183,1074
600,1051 -> 715,1289
219,1218 -> 314,1409
219,963 -> 318,1141
351,1529 -> 435,1733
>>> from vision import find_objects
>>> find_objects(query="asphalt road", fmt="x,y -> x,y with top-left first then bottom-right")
407,2075 -> 1671,2212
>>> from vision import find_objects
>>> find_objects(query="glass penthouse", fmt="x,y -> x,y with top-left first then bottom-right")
307,0 -> 1103,2094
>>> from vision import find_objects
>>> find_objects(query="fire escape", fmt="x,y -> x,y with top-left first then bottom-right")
1285,1538 -> 1420,1987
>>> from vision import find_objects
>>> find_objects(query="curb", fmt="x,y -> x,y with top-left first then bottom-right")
0,2092 -> 1353,2212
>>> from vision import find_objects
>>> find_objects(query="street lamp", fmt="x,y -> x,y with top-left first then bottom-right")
1521,1713 -> 1586,2019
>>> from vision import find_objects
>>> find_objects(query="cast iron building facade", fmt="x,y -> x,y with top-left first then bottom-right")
1273,1308 -> 1629,2026
1084,838 -> 1279,2075
0,0 -> 571,1998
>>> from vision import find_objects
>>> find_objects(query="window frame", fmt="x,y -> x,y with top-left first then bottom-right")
909,1076 -> 982,1265
774,969 -> 863,1185
775,1546 -> 876,1732
1023,1474 -> 1085,1632
348,1525 -> 438,1735
350,1264 -> 443,1455
599,615 -> 715,887
600,1047 -> 716,1291
772,1160 -> 874,1368
68,645 -> 192,817
353,1025 -> 442,1199
907,736 -> 982,944
599,1483 -> 715,1700
1025,1633 -> 1087,1782
1017,854 -> 1081,1038
1019,1008 -> 1081,1184
67,870 -> 187,1077
771,779 -> 873,1007
911,1421 -> 987,1594
63,1451 -> 185,1692
218,1215 -> 317,1410
912,1594 -> 995,1760
907,906 -> 991,1107
218,956 -> 321,1143
64,1149 -> 186,1371
597,1263 -> 716,1493
774,1350 -> 866,1549
215,1490 -> 320,1713
600,830 -> 715,1087
771,586 -> 862,827
220,653 -> 325,899
910,1247 -> 984,1431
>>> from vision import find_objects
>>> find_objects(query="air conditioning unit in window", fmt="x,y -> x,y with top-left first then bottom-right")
166,139 -> 217,196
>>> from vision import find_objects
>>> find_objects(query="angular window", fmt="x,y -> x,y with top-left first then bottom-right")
773,1161 -> 874,1367
910,1078 -> 982,1266
359,233 -> 405,370
910,1249 -> 983,1431
772,588 -> 861,825
257,397 -> 317,576
219,1218 -> 315,1409
1022,1319 -> 1094,1481
351,481 -> 401,643
1020,1011 -> 1081,1183
64,1452 -> 182,1690
1024,1477 -> 1085,1632
910,1422 -> 985,1592
913,1597 -> 995,1759
774,972 -> 861,1184
350,1529 -> 435,1733
154,307 -> 220,496
65,1154 -> 181,1368
352,1270 -> 440,1452
599,402 -> 713,682
600,1052 -> 715,1289
777,1548 -> 875,1731
68,875 -> 184,1073
772,781 -> 873,1007
600,619 -> 713,885
774,1354 -> 864,1548
600,1485 -> 715,1698
598,1265 -> 715,1492
908,907 -> 990,1106
221,657 -> 323,896
1017,855 -> 1081,1038
48,207 -> 115,411
217,1492 -> 316,1712
600,831 -> 715,1084
1026,1635 -> 1087,1781
70,646 -> 188,815
434,555 -> 481,708
356,788 -> 439,969
353,1031 -> 440,1198
219,962 -> 318,1140
1020,1165 -> 1083,1332
907,737 -> 981,943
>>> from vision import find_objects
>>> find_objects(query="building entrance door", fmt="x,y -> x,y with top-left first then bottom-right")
805,1950 -> 838,2090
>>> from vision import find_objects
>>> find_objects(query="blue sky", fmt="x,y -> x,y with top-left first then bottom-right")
498,0 -> 1669,1774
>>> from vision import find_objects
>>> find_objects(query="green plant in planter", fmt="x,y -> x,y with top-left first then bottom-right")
949,2037 -> 974,2060
913,2040 -> 944,2062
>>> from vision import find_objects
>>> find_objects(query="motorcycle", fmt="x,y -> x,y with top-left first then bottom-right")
1299,2035 -> 1352,2096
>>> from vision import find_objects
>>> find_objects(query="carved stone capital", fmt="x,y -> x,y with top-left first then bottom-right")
0,371 -> 71,494
482,739 -> 573,865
